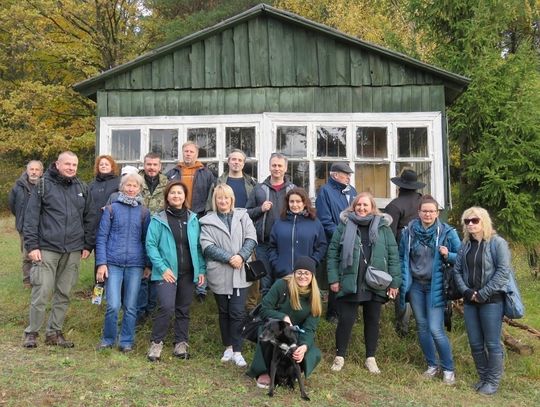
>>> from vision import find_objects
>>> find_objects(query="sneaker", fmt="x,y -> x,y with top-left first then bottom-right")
96,343 -> 113,351
221,347 -> 234,362
23,332 -> 38,348
256,373 -> 271,389
423,366 -> 440,378
173,341 -> 190,359
365,357 -> 381,374
442,370 -> 456,385
45,331 -> 74,348
232,352 -> 247,367
119,345 -> 133,353
331,356 -> 345,372
147,341 -> 163,361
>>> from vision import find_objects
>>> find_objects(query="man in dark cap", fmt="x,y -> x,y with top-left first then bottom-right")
384,168 -> 425,337
315,162 -> 357,322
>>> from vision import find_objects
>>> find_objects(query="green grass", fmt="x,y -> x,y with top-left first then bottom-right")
0,216 -> 539,406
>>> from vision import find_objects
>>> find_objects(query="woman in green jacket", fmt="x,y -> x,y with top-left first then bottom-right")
247,256 -> 322,389
327,192 -> 401,374
145,181 -> 206,361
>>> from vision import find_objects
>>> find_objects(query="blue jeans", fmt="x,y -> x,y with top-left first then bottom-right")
137,277 -> 157,319
409,280 -> 454,371
101,265 -> 143,347
256,243 -> 274,296
463,301 -> 504,355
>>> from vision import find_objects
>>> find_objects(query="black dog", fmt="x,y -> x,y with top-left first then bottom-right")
259,319 -> 310,401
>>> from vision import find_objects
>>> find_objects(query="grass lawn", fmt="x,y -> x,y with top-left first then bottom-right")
0,215 -> 538,406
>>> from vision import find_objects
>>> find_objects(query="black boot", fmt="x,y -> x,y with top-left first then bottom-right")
478,352 -> 504,395
471,351 -> 488,390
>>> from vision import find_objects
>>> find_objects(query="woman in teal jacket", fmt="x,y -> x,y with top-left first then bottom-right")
145,181 -> 206,361
327,192 -> 401,374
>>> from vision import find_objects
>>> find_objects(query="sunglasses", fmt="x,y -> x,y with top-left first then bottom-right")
464,218 -> 481,225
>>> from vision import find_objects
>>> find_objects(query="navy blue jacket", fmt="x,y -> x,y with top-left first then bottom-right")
315,177 -> 357,240
95,199 -> 150,268
268,213 -> 327,278
166,164 -> 215,216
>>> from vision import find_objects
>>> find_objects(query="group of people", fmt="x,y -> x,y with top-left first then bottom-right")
10,145 -> 514,396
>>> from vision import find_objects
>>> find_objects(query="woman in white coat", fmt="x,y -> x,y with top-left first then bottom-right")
199,184 -> 257,367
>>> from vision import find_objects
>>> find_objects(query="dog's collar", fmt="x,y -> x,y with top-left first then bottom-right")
278,342 -> 298,354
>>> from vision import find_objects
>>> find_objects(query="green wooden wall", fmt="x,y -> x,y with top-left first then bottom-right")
103,16 -> 442,93
98,85 -> 445,117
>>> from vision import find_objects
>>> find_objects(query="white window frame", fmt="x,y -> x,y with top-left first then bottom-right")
100,111 -> 443,208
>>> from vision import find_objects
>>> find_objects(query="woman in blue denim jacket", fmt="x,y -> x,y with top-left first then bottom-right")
399,195 -> 461,385
453,207 -> 511,395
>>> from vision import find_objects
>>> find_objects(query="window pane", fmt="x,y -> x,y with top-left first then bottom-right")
149,129 -> 178,160
111,129 -> 140,161
287,161 -> 310,191
314,161 -> 333,195
226,127 -> 256,157
317,126 -> 347,157
187,128 -> 216,158
398,127 -> 428,157
224,161 -> 258,179
355,163 -> 390,198
276,126 -> 307,157
396,163 -> 431,194
356,127 -> 387,158
206,161 -> 219,177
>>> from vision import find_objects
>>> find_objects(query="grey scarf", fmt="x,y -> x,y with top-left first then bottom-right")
340,213 -> 381,268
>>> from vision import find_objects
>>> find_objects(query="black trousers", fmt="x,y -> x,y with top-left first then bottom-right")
335,300 -> 382,358
213,287 -> 248,352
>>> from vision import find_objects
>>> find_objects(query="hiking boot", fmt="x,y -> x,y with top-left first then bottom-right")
23,279 -> 32,289
221,347 -> 234,362
365,357 -> 381,374
232,352 -> 247,367
23,332 -> 38,348
331,356 -> 345,372
173,341 -> 189,359
442,370 -> 456,385
147,341 -> 163,361
45,331 -> 74,348
423,366 -> 440,378
256,373 -> 270,389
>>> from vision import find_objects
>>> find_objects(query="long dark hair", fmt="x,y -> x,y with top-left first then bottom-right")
280,187 -> 316,220
163,180 -> 189,210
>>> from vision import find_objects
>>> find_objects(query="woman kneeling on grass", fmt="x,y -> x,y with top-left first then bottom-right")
247,256 -> 322,389
145,181 -> 206,361
95,173 -> 150,353
199,184 -> 257,367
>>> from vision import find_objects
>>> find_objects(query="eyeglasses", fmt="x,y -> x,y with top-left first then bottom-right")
420,210 -> 438,214
295,270 -> 312,277
464,218 -> 481,225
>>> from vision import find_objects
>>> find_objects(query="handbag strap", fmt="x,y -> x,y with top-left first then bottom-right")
359,243 -> 369,266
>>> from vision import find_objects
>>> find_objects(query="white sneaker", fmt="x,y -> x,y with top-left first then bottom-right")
331,356 -> 345,372
423,366 -> 440,378
232,352 -> 247,367
365,357 -> 381,374
221,347 -> 234,362
442,370 -> 456,385
147,341 -> 163,362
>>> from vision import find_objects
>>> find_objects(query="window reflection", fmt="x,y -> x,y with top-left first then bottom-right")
287,161 -> 310,191
314,162 -> 334,195
398,128 -> 428,157
276,126 -> 307,157
111,129 -> 140,161
226,127 -> 256,157
317,127 -> 347,157
356,127 -> 387,158
149,129 -> 178,160
355,163 -> 390,198
187,128 -> 216,158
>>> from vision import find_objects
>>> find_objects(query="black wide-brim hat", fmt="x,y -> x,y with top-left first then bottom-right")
391,169 -> 426,190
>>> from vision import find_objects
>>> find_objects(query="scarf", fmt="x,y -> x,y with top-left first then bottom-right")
117,192 -> 143,207
340,213 -> 380,268
410,218 -> 441,252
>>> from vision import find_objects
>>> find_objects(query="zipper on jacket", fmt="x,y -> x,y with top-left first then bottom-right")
291,214 -> 297,272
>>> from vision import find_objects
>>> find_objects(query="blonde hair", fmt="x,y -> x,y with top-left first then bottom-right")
212,183 -> 235,212
283,274 -> 322,318
347,191 -> 382,216
461,206 -> 495,242
182,140 -> 199,151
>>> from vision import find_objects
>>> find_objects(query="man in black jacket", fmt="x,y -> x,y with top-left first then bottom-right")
22,151 -> 96,348
8,160 -> 43,288
384,168 -> 425,337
